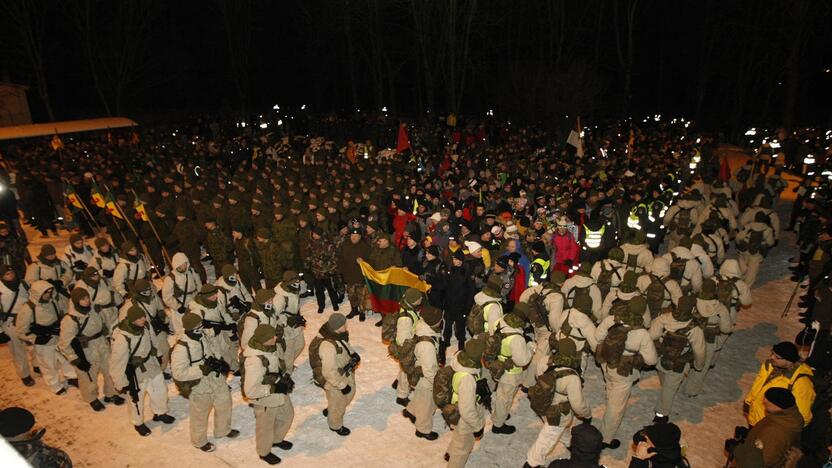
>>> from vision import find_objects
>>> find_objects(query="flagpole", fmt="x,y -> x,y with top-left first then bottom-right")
63,179 -> 102,231
102,183 -> 158,272
130,190 -> 172,269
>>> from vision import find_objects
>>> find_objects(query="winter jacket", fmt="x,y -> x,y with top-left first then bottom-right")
551,231 -> 580,271
58,305 -> 109,365
109,320 -> 162,387
744,361 -> 815,427
171,333 -> 227,396
368,245 -> 402,270
445,264 -> 474,315
648,313 -> 707,371
621,243 -> 654,273
112,256 -> 150,299
15,281 -> 61,346
319,334 -> 356,392
661,247 -> 703,293
450,355 -> 484,432
338,239 -> 371,285
242,343 -> 291,407
562,274 -> 603,322
740,405 -> 803,467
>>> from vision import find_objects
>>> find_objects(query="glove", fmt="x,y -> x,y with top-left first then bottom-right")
73,260 -> 87,271
34,335 -> 51,345
72,359 -> 92,372
117,386 -> 130,394
262,373 -> 280,385
473,428 -> 484,440
341,385 -> 351,395
273,376 -> 294,394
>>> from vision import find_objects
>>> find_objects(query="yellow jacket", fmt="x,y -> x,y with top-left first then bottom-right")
744,361 -> 815,427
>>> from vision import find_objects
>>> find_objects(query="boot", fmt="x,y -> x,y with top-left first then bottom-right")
346,308 -> 360,319
415,431 -> 438,441
396,397 -> 410,407
21,377 -> 35,387
104,395 -> 125,405
90,400 -> 106,412
402,409 -> 416,424
198,443 -> 215,452
260,453 -> 281,465
330,426 -> 351,436
358,312 -> 366,322
135,424 -> 151,436
603,439 -> 621,449
153,413 -> 176,424
491,424 -> 516,434
273,440 -> 293,450
224,429 -> 240,438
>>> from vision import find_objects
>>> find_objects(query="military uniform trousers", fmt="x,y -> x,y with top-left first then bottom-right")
396,369 -> 412,400
325,384 -> 355,430
405,378 -> 437,434
447,414 -> 480,468
253,400 -> 294,456
493,371 -> 523,427
128,373 -> 169,426
655,363 -> 690,417
189,379 -> 233,448
345,283 -> 364,311
600,364 -> 640,443
283,330 -> 304,371
33,343 -> 71,392
76,338 -> 117,403
526,413 -> 575,467
2,319 -> 32,379
739,251 -> 763,287
685,340 -> 720,397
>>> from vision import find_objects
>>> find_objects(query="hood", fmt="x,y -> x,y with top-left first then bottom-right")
669,247 -> 693,260
695,298 -> 719,317
474,291 -> 496,306
719,259 -> 742,279
621,243 -> 647,255
649,257 -> 670,277
451,352 -> 479,375
414,319 -> 440,338
677,199 -> 698,209
29,280 -> 52,303
172,252 -> 189,270
766,405 -> 805,433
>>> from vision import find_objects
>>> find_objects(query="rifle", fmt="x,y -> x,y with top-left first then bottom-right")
124,362 -> 142,414
781,280 -> 803,319
203,319 -> 235,333
204,356 -> 231,376
228,296 -> 252,315
69,337 -> 93,381
46,279 -> 69,298
339,350 -> 361,376
476,378 -> 493,412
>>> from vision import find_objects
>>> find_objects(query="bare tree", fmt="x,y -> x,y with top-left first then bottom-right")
2,0 -> 55,121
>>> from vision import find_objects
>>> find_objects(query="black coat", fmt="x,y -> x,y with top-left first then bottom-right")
444,263 -> 473,316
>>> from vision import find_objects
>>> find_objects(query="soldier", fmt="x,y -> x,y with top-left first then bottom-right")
255,228 -> 282,290
595,296 -> 657,448
171,313 -> 239,453
112,241 -> 152,300
636,257 -> 683,323
15,280 -> 70,394
441,249 -> 473,364
473,274 -> 505,336
662,237 -> 703,294
58,288 -> 121,411
232,226 -> 262,293
63,233 -> 94,283
715,259 -> 753,333
203,217 -> 234,276
444,338 -> 487,468
189,284 -> 236,374
25,245 -> 71,305
684,279 -> 732,397
0,221 -> 29,279
392,288 -> 425,406
518,271 -> 567,388
311,313 -> 359,436
562,262 -> 603,322
91,238 -> 119,281
663,193 -> 700,250
0,265 -> 32,386
74,267 -> 120,334
490,308 -> 533,434
402,305 -> 443,440
308,226 -> 340,314
120,279 -> 171,374
243,323 -> 295,464
524,337 -> 591,468
735,212 -> 775,287
620,230 -> 654,274
598,271 -> 644,324
215,264 -> 253,323
274,270 -> 306,371
337,226 -> 371,321
170,207 -> 207,282
162,252 -> 202,335
240,289 -> 278,351
649,296 -> 706,423
553,293 -> 598,373
109,305 -> 174,436
591,248 -> 625,301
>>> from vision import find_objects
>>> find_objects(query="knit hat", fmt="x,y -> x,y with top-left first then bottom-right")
94,237 -> 109,249
549,270 -> 567,287
69,233 -> 84,245
70,287 -> 90,306
483,274 -> 503,298
421,305 -> 443,326
631,229 -> 646,245
182,313 -> 202,331
764,387 -> 796,409
254,289 -> 275,306
531,240 -> 546,254
608,247 -> 624,263
772,341 -> 800,363
699,278 -> 717,300
643,422 -> 682,460
255,227 -> 271,239
133,279 -> 151,293
221,264 -> 237,279
401,288 -> 424,309
452,249 -> 466,262
678,236 -> 693,249
282,270 -> 300,283
198,284 -> 218,296
503,312 -> 525,329
577,262 -> 592,276
464,241 -> 482,253
252,324 -> 277,344
126,305 -> 145,323
460,338 -> 486,368
622,296 -> 647,326
327,313 -> 347,331
569,422 -> 604,456
426,245 -> 441,258
549,335 -> 577,357
40,244 -> 56,257
0,407 -> 36,438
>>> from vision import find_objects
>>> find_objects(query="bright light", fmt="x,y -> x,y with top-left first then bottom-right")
382,106 -> 388,112
486,109 -> 494,116
277,120 -> 283,126
770,140 -> 781,149
301,104 -> 306,110
696,138 -> 701,143
259,123 -> 268,129
654,114 -> 661,122
804,155 -> 816,165
240,121 -> 246,128
745,128 -> 757,136
273,104 -> 280,110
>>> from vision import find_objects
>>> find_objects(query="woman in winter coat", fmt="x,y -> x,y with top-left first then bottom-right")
551,217 -> 580,277
401,237 -> 423,275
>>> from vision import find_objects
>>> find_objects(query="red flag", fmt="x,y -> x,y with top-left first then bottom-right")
719,156 -> 731,182
396,123 -> 411,153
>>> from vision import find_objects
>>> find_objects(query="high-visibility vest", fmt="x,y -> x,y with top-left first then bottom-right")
499,334 -> 523,374
584,225 -> 605,249
628,204 -> 646,230
529,257 -> 550,286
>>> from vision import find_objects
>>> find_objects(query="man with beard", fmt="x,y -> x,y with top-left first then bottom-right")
58,288 -> 122,411
0,265 -> 32,386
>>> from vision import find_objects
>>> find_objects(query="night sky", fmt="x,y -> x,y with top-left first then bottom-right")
1,0 -> 830,133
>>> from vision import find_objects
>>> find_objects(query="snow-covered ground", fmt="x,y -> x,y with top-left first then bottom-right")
0,167 -> 807,468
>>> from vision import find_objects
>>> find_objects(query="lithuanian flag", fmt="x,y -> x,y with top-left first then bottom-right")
358,259 -> 429,314
64,183 -> 83,209
104,192 -> 123,219
90,181 -> 106,208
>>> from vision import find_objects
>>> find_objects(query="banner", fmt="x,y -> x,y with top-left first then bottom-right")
358,259 -> 429,314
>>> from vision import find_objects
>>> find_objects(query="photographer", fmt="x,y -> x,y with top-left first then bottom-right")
629,422 -> 689,468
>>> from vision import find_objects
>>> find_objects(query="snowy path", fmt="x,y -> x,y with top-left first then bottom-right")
0,182 -> 806,467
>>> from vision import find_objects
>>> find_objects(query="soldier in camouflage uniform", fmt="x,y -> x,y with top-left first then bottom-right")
203,217 -> 234,276
170,208 -> 207,282
0,221 -> 29,279
255,228 -> 282,290
233,227 -> 261,292
308,227 -> 340,314
227,192 -> 251,237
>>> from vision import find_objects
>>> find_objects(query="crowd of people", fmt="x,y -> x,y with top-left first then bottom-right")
0,114 -> 830,467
